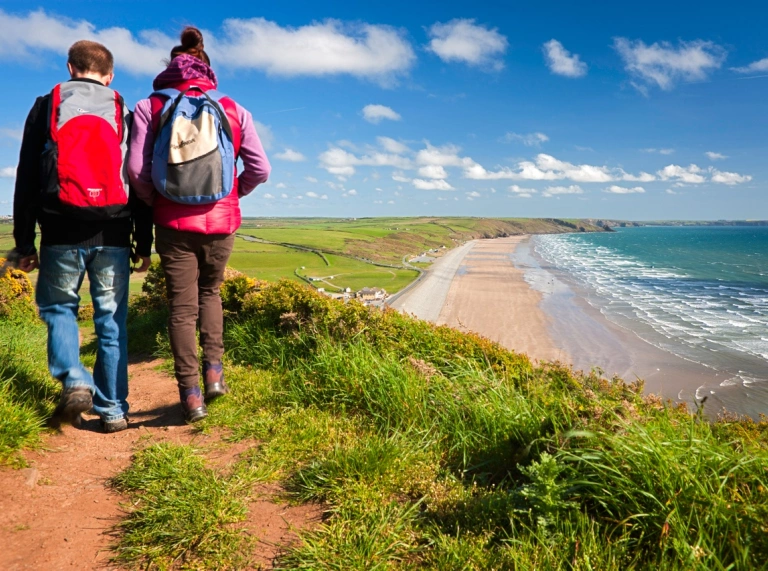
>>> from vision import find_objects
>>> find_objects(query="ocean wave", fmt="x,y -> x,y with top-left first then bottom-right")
534,233 -> 768,380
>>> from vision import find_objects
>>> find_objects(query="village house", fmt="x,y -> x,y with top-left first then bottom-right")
357,287 -> 387,301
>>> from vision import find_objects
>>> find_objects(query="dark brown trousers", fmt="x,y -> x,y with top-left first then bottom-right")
155,226 -> 235,390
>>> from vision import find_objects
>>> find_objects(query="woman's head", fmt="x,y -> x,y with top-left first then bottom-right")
170,26 -> 210,66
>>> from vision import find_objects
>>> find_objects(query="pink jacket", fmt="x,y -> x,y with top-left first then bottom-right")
127,55 -> 270,235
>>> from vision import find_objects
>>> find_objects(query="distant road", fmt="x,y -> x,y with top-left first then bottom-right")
389,241 -> 476,321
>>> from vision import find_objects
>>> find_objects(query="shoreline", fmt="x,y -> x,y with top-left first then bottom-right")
395,235 -> 764,416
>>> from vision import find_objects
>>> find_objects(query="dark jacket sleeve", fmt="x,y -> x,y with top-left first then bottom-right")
130,187 -> 153,257
13,96 -> 48,255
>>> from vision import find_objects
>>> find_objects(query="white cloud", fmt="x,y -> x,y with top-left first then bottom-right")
0,11 -> 416,82
318,146 -> 411,176
346,189 -> 358,196
263,193 -> 275,199
621,171 -> 656,182
392,172 -> 411,183
305,176 -> 318,183
387,200 -> 395,204
275,148 -> 306,162
542,39 -> 587,78
705,151 -> 727,160
362,104 -> 401,124
417,165 -> 449,179
711,170 -> 752,185
377,136 -> 409,154
732,57 -> 768,74
213,18 -> 415,83
657,164 -> 706,184
466,191 -> 481,198
0,9 -> 170,75
656,164 -> 751,185
604,185 -> 645,194
275,182 -> 287,189
305,191 -> 328,199
642,148 -> 675,155
413,178 -> 454,191
614,38 -> 727,93
280,193 -> 289,199
253,121 -> 274,150
0,166 -> 16,178
614,38 -> 727,91
416,143 -> 475,168
542,185 -> 584,197
508,184 -> 537,198
426,19 -> 507,70
465,153 -> 615,183
501,132 -> 549,147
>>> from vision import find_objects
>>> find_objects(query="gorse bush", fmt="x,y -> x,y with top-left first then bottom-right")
0,259 -> 37,323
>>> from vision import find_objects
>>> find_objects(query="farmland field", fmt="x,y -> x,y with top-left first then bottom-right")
2,217 -> 603,299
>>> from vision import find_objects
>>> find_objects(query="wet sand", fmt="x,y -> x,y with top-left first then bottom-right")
398,235 -> 729,411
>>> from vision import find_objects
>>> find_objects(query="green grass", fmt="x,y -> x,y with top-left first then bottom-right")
172,279 -> 767,570
0,319 -> 58,466
110,442 -> 256,570
0,226 -> 15,252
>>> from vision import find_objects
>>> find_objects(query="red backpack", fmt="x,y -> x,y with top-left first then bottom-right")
41,81 -> 130,220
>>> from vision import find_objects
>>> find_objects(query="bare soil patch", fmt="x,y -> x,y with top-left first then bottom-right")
0,358 -> 319,570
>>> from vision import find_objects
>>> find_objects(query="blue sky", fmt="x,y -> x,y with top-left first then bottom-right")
1,0 -> 766,220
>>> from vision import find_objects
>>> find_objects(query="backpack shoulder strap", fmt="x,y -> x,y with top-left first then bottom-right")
151,88 -> 181,99
49,84 -> 62,142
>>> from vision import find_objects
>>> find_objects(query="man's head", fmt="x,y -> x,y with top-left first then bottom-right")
67,40 -> 114,86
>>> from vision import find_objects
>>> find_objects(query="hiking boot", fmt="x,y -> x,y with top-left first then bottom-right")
180,387 -> 208,423
101,416 -> 128,433
49,386 -> 93,429
203,362 -> 229,401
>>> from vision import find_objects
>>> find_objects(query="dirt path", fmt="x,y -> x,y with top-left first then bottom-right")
0,359 -> 320,570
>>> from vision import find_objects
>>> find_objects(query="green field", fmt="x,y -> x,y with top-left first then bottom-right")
229,237 -> 418,293
239,216 -> 604,265
2,217 -> 605,299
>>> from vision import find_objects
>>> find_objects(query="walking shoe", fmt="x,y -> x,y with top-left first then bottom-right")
203,362 -> 229,401
101,416 -> 128,433
180,386 -> 208,423
49,386 -> 93,429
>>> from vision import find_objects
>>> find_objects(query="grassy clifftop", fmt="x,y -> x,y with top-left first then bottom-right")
2,265 -> 767,569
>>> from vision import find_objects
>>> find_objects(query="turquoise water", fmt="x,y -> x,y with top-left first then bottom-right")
534,226 -> 768,415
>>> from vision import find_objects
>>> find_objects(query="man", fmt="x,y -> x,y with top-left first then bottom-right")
12,40 -> 152,433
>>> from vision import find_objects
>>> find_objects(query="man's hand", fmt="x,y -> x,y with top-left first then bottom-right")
19,253 -> 39,272
132,254 -> 151,273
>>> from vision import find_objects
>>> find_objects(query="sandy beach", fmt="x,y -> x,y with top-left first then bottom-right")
393,235 -> 729,409
436,237 -> 566,364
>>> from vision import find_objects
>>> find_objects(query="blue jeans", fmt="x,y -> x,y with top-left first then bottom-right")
36,245 -> 130,422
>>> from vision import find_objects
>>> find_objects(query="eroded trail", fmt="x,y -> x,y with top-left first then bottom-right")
0,359 -> 319,570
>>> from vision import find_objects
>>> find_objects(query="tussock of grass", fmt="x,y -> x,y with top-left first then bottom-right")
111,442 -> 254,570
0,320 -> 57,465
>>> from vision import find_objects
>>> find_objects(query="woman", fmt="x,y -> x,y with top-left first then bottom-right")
128,27 -> 270,422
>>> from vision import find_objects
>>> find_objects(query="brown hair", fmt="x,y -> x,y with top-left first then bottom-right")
68,40 -> 114,76
170,26 -> 211,66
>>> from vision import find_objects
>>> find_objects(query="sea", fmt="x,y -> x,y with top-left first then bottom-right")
531,226 -> 768,419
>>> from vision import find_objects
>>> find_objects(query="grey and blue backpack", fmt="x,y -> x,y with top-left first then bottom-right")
151,87 -> 235,204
